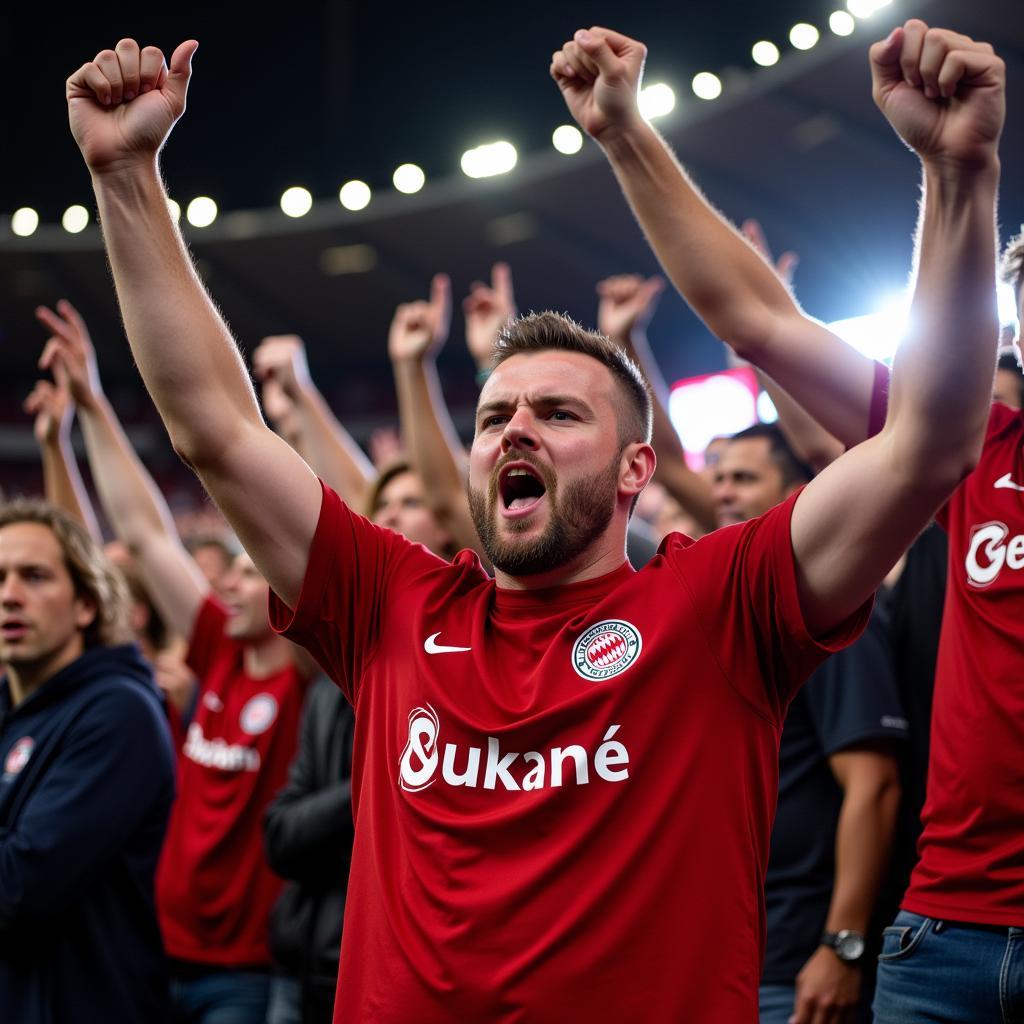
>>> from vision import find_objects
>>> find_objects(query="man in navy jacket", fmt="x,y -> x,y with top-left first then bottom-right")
0,499 -> 175,1023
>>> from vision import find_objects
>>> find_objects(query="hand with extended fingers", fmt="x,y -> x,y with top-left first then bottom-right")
35,300 -> 103,411
597,274 -> 665,344
24,363 -> 73,448
869,21 -> 1004,169
550,27 -> 648,142
388,275 -> 452,364
66,38 -> 199,174
463,263 -> 517,371
741,220 -> 799,290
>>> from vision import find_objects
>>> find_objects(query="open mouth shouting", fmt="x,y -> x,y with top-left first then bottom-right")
498,462 -> 549,519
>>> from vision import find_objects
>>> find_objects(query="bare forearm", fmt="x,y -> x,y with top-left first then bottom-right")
826,778 -> 900,934
91,163 -> 263,466
754,370 -> 844,474
40,433 -> 102,542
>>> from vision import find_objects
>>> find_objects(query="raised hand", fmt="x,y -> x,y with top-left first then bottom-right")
741,220 -> 799,290
24,363 -> 73,447
387,274 -> 451,364
369,426 -> 404,470
36,300 -> 103,410
550,27 -> 647,142
596,274 -> 665,343
869,21 -> 1005,169
252,335 -> 314,401
463,263 -> 517,370
66,38 -> 199,175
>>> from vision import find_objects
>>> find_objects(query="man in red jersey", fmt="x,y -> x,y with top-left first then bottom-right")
559,17 -> 1015,1023
64,22 -> 1001,1023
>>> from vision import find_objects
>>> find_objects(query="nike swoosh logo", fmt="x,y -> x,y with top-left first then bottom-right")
994,472 -> 1024,492
424,632 -> 472,654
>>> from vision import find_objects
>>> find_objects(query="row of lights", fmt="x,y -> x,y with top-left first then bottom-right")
7,0 -> 893,238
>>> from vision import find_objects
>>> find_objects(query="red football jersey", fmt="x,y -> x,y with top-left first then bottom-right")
269,482 -> 868,1023
156,597 -> 307,965
904,403 -> 1024,925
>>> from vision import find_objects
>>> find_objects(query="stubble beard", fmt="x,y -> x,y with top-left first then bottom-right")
468,453 -> 621,576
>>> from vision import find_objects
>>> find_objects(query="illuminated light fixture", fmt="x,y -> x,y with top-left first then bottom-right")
751,40 -> 781,67
393,163 -> 426,194
11,207 -> 39,237
668,368 -> 759,466
551,125 -> 584,155
339,180 -> 372,211
829,10 -> 856,35
638,82 -> 676,120
847,0 -> 878,17
61,204 -> 90,234
829,292 -> 910,363
280,186 -> 313,218
167,199 -> 182,223
997,281 -> 1019,332
691,72 -> 722,101
186,196 -> 218,228
460,141 -> 518,179
789,23 -> 820,50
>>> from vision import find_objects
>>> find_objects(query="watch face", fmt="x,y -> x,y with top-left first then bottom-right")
836,932 -> 866,961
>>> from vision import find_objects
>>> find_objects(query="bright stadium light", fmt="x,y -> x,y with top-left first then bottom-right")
998,280 -> 1020,332
847,0 -> 878,17
460,141 -> 518,179
789,23 -> 820,50
167,199 -> 182,223
668,369 -> 759,463
11,207 -> 39,237
829,10 -> 856,35
552,125 -> 584,155
757,391 -> 779,423
691,72 -> 722,101
280,186 -> 313,218
638,82 -> 676,120
829,292 -> 910,362
393,163 -> 426,193
61,204 -> 90,234
339,180 -> 372,210
751,40 -> 781,67
186,196 -> 218,228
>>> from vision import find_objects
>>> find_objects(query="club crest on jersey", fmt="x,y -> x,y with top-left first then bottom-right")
4,736 -> 34,777
239,694 -> 278,736
572,620 -> 642,681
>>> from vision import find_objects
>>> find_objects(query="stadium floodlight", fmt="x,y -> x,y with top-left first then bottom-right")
789,23 -> 820,50
829,10 -> 856,35
638,82 -> 676,120
167,199 -> 182,223
186,196 -> 218,228
11,207 -> 39,237
339,180 -> 372,211
751,41 -> 781,67
691,72 -> 723,101
61,205 -> 90,234
460,141 -> 518,179
393,164 -> 426,194
280,186 -> 313,218
552,125 -> 584,155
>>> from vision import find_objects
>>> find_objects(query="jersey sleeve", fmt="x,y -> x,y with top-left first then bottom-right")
663,491 -> 872,722
185,596 -> 230,681
936,402 -> 1019,530
268,480 -> 451,704
803,605 -> 909,755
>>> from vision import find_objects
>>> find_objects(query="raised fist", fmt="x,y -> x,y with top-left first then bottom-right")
463,264 -> 517,370
597,274 -> 665,343
550,27 -> 647,142
869,22 -> 1004,169
66,38 -> 198,174
252,336 -> 314,401
388,274 -> 451,364
35,300 -> 104,410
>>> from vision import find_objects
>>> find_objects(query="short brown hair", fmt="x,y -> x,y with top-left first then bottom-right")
1001,228 -> 1024,299
491,312 -> 654,445
0,498 -> 132,649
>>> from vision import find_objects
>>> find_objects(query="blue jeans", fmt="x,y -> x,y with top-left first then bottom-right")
873,910 -> 1024,1023
170,969 -> 270,1024
759,983 -> 795,1024
265,975 -> 302,1024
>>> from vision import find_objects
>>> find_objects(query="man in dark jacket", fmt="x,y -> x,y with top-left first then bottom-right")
264,675 -> 356,1024
0,499 -> 176,1023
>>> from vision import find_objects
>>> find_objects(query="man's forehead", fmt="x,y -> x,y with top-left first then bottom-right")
479,350 -> 613,407
0,521 -> 64,565
720,437 -> 773,470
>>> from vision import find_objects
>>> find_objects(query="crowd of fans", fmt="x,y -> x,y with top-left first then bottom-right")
1,18 -> 1021,1024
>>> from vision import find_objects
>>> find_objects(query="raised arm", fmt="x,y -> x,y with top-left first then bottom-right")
23,353 -> 102,541
596,274 -> 717,534
36,301 -> 207,639
66,39 -> 320,609
387,275 -> 484,556
253,335 -> 374,508
551,28 -> 878,447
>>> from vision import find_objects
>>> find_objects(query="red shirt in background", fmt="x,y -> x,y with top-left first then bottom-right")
157,597 -> 307,965
270,482 -> 868,1024
904,402 -> 1024,925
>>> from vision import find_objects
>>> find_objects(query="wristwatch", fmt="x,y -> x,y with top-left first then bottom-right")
820,929 -> 866,963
